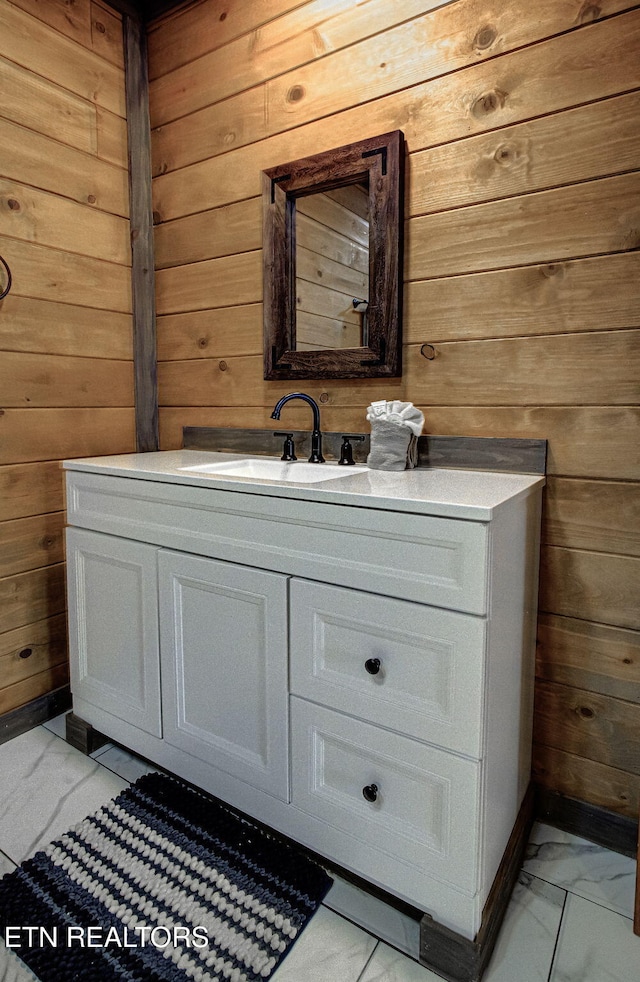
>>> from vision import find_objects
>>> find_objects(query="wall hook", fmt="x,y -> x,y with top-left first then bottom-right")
420,343 -> 436,360
0,255 -> 12,300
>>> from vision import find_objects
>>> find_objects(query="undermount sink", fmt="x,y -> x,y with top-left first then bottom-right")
179,457 -> 366,484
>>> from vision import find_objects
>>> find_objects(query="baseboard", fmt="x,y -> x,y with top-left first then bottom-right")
0,685 -> 72,747
535,787 -> 638,858
419,783 -> 536,982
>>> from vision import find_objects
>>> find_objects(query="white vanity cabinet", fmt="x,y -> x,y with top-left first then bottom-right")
63,450 -> 543,961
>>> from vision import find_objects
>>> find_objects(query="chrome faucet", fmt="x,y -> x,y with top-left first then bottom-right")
270,392 -> 325,463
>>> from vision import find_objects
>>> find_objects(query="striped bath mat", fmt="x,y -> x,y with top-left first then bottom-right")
0,771 -> 332,981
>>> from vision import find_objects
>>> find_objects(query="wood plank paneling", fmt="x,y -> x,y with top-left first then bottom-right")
0,117 -> 129,217
0,352 -> 134,408
0,409 -> 136,464
405,253 -> 640,343
156,251 -> 261,314
263,1 -> 637,140
91,1 -> 125,69
537,614 -> 640,704
0,2 -> 126,117
404,331 -> 640,406
0,613 -> 67,690
1,513 -> 65,578
96,106 -> 128,165
1,179 -> 130,265
9,0 -> 92,44
532,744 -> 640,820
407,173 -> 640,280
409,90 -> 640,215
157,304 -> 262,361
0,235 -> 131,312
0,461 -> 65,522
0,665 -> 70,717
543,479 -> 640,557
0,54 -> 98,154
154,198 -> 261,269
152,6 -> 640,185
151,0 -> 452,125
0,564 -> 67,635
147,0 -> 309,79
534,679 -> 640,777
540,547 -> 640,631
0,0 -> 133,717
422,408 -> 640,481
0,296 -> 132,359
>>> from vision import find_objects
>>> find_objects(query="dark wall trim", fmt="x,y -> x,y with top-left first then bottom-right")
123,13 -> 159,452
536,787 -> 639,858
0,686 -> 72,747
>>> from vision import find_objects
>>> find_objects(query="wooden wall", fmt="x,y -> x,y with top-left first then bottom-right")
0,0 -> 135,716
148,0 -> 640,819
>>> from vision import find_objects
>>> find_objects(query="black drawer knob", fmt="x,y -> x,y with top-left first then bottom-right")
362,783 -> 378,803
364,657 -> 381,675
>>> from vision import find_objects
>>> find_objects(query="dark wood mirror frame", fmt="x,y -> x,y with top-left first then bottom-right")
262,130 -> 404,381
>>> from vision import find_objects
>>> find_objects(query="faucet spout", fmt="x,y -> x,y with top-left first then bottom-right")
270,392 -> 325,462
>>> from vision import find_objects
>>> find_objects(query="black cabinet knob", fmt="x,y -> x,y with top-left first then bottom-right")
364,657 -> 381,675
362,783 -> 378,803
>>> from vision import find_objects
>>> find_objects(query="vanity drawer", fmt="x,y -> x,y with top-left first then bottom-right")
290,698 -> 480,895
290,580 -> 486,757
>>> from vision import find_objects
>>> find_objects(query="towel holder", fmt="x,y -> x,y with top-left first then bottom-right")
0,254 -> 12,300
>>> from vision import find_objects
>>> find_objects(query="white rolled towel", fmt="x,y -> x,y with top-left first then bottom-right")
366,401 -> 424,470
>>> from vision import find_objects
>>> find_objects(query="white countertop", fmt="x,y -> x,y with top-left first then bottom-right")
63,450 -> 544,521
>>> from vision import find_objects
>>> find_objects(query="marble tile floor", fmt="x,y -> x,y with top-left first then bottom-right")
0,715 -> 637,982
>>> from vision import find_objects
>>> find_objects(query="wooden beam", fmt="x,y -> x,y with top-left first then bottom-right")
123,12 -> 159,451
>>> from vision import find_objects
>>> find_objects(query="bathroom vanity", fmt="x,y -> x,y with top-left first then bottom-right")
63,449 -> 543,980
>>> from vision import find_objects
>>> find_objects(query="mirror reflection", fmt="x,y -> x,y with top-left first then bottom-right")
295,181 -> 369,350
263,129 -> 404,380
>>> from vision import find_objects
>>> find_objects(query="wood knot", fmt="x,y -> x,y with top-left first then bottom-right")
197,337 -> 209,349
94,20 -> 106,34
87,194 -> 97,204
577,706 -> 595,719
471,89 -> 507,118
494,144 -> 516,164
541,263 -> 566,279
7,198 -> 20,211
218,360 -> 228,371
41,536 -> 55,549
474,25 -> 497,50
287,85 -> 305,104
319,391 -> 329,404
219,10 -> 227,20
577,3 -> 601,23
19,648 -> 33,659
623,657 -> 633,665
152,211 -> 162,225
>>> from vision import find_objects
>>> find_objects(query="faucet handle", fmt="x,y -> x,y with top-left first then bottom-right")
339,434 -> 365,466
273,431 -> 296,461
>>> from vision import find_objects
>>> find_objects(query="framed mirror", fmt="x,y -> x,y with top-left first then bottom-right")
262,130 -> 404,380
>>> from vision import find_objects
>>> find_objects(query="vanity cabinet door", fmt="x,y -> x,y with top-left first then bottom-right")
66,527 -> 161,736
158,551 -> 289,801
